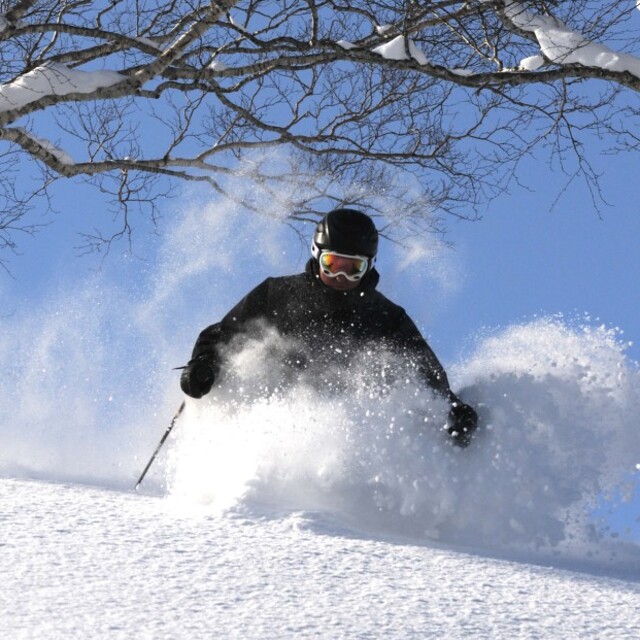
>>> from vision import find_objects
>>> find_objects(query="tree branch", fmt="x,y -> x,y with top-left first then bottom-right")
0,0 -> 638,258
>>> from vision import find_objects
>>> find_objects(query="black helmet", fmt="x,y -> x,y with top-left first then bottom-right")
311,208 -> 379,259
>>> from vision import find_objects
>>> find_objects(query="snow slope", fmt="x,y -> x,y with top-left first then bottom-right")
2,478 -> 639,640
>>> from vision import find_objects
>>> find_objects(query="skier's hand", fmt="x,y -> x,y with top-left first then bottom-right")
447,401 -> 478,448
180,354 -> 219,398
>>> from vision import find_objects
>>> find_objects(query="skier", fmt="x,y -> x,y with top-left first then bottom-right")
180,208 -> 478,447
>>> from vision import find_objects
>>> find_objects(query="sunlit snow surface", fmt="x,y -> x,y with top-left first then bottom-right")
2,478 -> 640,638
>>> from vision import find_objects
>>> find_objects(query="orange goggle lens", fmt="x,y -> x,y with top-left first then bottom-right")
319,252 -> 368,277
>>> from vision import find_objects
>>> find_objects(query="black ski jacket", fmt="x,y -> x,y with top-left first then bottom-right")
188,260 -> 455,398
182,260 -> 478,445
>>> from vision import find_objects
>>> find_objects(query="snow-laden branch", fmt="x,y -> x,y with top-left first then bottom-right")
502,1 -> 640,79
372,36 -> 429,66
0,0 -> 638,255
0,63 -> 124,115
0,127 -> 74,167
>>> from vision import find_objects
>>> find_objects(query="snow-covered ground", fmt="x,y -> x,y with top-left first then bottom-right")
2,477 -> 639,639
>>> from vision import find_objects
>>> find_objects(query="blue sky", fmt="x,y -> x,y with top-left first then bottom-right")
429,160 -> 640,366
6,140 -> 639,367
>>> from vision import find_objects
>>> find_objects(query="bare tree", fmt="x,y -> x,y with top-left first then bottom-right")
0,0 -> 638,255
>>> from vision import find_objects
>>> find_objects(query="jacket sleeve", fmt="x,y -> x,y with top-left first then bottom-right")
219,277 -> 272,334
189,277 -> 272,361
392,312 -> 453,398
393,311 -> 479,447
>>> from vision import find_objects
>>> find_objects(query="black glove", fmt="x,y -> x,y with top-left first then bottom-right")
180,354 -> 219,398
447,401 -> 478,448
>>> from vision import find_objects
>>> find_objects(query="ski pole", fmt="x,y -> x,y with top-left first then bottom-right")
135,400 -> 186,491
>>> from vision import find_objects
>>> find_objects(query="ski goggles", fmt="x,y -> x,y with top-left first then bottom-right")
318,251 -> 369,281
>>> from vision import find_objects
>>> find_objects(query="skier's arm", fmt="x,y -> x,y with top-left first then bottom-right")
393,313 -> 452,396
394,312 -> 478,447
219,277 -> 272,333
180,279 -> 272,398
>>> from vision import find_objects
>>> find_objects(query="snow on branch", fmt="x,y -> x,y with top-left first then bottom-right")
0,0 -> 638,256
0,127 -> 74,167
372,36 -> 429,66
504,1 -> 640,79
0,63 -> 124,114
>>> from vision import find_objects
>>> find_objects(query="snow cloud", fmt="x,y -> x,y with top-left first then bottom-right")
169,315 -> 640,561
0,161 -> 638,567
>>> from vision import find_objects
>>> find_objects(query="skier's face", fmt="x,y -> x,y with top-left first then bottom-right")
317,251 -> 368,291
318,267 -> 362,291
